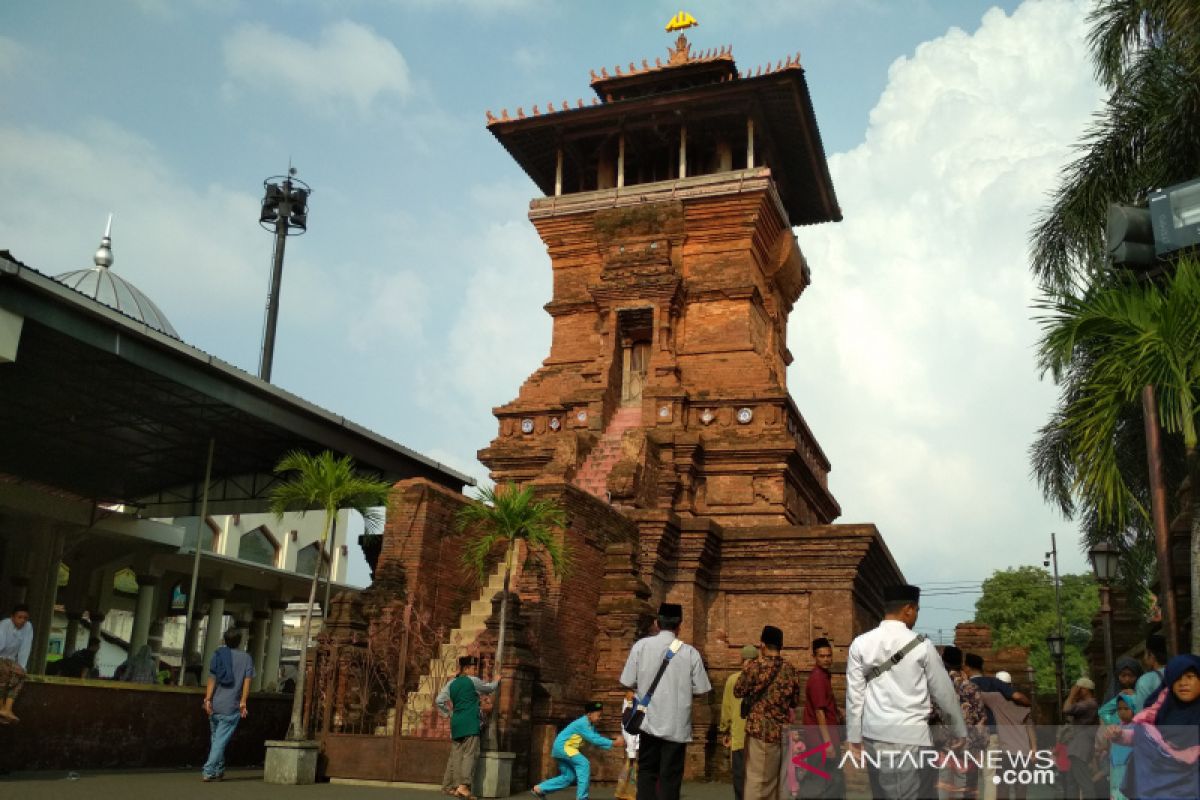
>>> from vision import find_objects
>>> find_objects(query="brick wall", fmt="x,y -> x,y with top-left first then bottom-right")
3,679 -> 290,772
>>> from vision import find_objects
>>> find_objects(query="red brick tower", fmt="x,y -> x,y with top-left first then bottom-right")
364,26 -> 907,788
479,32 -> 841,530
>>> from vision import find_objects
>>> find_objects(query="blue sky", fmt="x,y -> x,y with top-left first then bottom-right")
1,0 -> 1107,643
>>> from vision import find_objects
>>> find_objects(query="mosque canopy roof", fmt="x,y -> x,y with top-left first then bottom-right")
54,218 -> 180,338
0,251 -> 473,516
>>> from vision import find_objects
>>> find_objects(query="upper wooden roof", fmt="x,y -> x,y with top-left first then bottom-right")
486,35 -> 841,226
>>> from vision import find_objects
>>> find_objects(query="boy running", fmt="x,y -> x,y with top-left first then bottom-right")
533,701 -> 621,800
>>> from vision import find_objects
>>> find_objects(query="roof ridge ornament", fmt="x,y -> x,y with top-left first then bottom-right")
94,213 -> 114,269
665,11 -> 698,32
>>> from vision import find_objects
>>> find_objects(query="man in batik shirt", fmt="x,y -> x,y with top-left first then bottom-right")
935,646 -> 988,800
734,625 -> 803,800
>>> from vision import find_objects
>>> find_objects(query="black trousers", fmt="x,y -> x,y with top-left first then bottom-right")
638,733 -> 687,800
731,747 -> 746,800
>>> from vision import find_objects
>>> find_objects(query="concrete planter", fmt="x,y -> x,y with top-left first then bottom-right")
476,751 -> 516,798
264,738 -> 319,785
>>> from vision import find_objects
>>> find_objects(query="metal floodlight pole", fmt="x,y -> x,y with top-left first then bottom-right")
257,169 -> 310,382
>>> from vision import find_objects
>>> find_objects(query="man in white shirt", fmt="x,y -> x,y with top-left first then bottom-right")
0,603 -> 33,724
846,584 -> 965,799
620,602 -> 712,800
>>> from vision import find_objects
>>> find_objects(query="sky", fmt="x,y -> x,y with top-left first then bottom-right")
0,0 -> 1107,643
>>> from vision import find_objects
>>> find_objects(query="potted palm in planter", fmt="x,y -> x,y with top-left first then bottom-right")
263,450 -> 392,785
455,483 -> 568,797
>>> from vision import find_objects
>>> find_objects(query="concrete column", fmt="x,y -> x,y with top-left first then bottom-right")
249,609 -> 270,691
262,600 -> 288,691
202,589 -> 228,668
28,525 -> 64,674
747,117 -> 755,167
679,124 -> 687,178
64,611 -> 83,656
182,610 -> 204,660
129,574 -> 160,652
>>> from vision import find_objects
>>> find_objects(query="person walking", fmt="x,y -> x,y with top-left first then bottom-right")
532,701 -> 622,800
436,655 -> 500,800
1061,678 -> 1101,799
0,603 -> 32,724
202,629 -> 254,782
734,626 -> 803,800
936,646 -> 988,800
846,584 -> 966,800
719,645 -> 758,800
801,637 -> 843,798
978,671 -> 1036,800
620,602 -> 712,800
616,691 -> 640,800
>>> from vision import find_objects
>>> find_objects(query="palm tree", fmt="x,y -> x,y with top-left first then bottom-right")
1035,259 -> 1200,650
456,482 -> 567,748
1031,0 -> 1200,298
1029,0 -> 1200,648
269,449 -> 393,740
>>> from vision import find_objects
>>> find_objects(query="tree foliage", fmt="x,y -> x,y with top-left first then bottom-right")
268,449 -> 393,740
455,482 -> 567,750
1028,0 -> 1200,637
456,482 -> 569,584
974,566 -> 1099,693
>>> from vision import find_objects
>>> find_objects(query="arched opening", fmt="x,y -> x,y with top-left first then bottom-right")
295,541 -> 329,577
238,525 -> 280,567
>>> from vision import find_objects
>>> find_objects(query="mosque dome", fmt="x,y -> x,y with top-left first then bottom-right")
54,217 -> 180,338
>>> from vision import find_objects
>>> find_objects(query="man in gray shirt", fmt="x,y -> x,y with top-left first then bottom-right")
202,629 -> 255,782
620,602 -> 711,800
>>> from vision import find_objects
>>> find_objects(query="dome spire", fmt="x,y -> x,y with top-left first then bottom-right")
94,213 -> 114,269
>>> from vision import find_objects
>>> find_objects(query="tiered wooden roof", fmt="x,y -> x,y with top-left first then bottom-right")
486,33 -> 841,226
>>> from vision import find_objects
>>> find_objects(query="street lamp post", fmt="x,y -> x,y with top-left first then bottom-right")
257,168 -> 310,382
1046,633 -> 1066,723
1044,532 -> 1068,723
1089,541 -> 1121,697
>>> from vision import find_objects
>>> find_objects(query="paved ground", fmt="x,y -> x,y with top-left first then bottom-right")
2,769 -> 1059,800
0,770 -> 732,800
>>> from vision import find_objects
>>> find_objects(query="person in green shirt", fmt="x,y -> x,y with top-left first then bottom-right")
436,655 -> 500,799
720,645 -> 758,800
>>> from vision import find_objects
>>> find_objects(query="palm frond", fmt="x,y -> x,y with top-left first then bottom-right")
456,482 -> 569,581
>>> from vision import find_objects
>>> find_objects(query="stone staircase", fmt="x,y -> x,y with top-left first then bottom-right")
400,563 -> 508,736
573,405 -> 642,499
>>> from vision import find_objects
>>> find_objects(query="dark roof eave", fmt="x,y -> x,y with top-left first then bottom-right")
487,69 -> 840,226
0,256 -> 475,492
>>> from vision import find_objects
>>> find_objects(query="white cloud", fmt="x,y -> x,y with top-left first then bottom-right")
222,20 -> 412,116
347,268 -> 430,350
788,0 -> 1102,592
0,35 -> 28,79
0,120 -> 268,368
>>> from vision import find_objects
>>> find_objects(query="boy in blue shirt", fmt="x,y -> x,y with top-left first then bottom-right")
533,701 -> 621,800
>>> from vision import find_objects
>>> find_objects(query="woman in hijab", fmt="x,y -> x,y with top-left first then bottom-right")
1103,656 -> 1142,702
119,645 -> 158,684
1111,653 -> 1200,800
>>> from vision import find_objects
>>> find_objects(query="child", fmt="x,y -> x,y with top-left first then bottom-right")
615,692 -> 639,800
1110,653 -> 1200,800
533,701 -> 622,800
1096,691 -> 1140,800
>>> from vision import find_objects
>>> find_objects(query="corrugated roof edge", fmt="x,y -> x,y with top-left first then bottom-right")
0,251 -> 476,489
